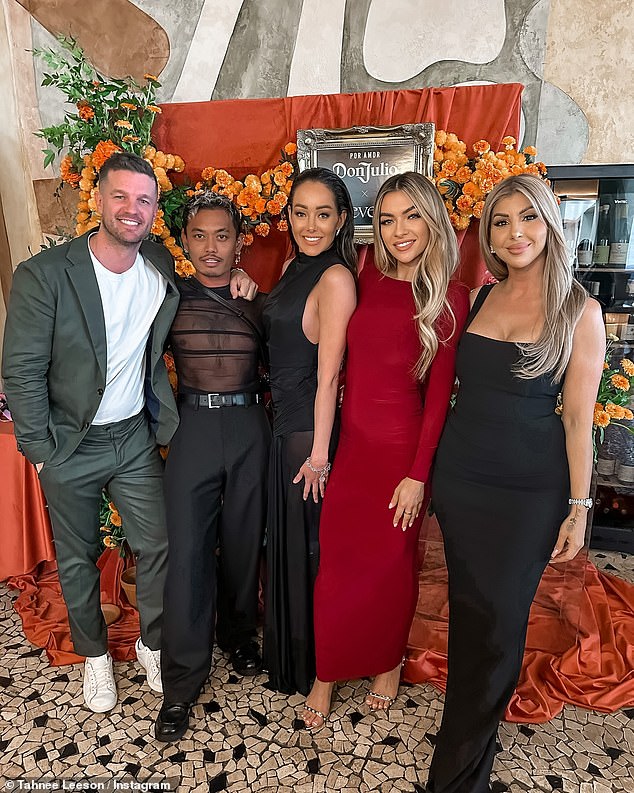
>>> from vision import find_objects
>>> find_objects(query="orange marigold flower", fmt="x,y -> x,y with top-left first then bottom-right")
173,155 -> 185,173
284,142 -> 297,156
255,222 -> 270,237
456,194 -> 474,213
110,510 -> 122,527
254,198 -> 267,214
91,140 -> 121,171
120,102 -> 137,111
243,232 -> 254,246
175,258 -> 196,278
273,171 -> 287,187
280,162 -> 294,177
441,160 -> 459,177
122,134 -> 140,143
472,140 -> 490,155
103,536 -> 118,549
594,409 -> 610,428
455,166 -> 472,184
60,155 -> 81,187
215,169 -> 232,187
472,200 -> 485,219
611,373 -> 630,391
201,167 -> 216,182
605,402 -> 626,419
267,200 -> 282,215
623,408 -> 634,420
453,214 -> 471,231
621,358 -> 634,375
276,192 -> 288,208
277,219 -> 288,232
603,361 -> 609,370
245,174 -> 262,192
502,135 -> 517,148
147,105 -> 162,114
435,130 -> 448,147
144,73 -> 159,81
144,145 -> 157,160
261,172 -> 271,185
523,145 -> 537,157
78,104 -> 95,121
114,120 -> 132,130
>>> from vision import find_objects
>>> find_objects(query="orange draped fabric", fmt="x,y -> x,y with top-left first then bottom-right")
404,517 -> 634,722
152,83 -> 525,292
0,422 -> 55,580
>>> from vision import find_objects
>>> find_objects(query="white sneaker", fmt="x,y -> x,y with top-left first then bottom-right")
83,653 -> 117,713
136,637 -> 162,693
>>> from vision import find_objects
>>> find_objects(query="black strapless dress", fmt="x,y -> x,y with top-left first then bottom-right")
261,246 -> 342,695
427,285 -> 569,793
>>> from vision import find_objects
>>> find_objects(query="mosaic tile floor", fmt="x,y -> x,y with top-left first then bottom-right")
1,551 -> 633,793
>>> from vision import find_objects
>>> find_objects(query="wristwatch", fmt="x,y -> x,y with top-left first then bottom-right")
568,497 -> 593,508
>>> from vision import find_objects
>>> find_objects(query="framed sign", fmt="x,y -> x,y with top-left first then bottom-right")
296,123 -> 435,243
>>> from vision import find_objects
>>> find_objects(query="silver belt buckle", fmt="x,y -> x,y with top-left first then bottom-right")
207,394 -> 220,409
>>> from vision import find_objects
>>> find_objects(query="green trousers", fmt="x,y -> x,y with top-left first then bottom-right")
38,411 -> 167,657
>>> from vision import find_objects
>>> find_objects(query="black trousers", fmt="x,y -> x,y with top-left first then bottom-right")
160,402 -> 270,703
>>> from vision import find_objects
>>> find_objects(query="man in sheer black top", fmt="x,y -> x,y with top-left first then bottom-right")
156,193 -> 270,742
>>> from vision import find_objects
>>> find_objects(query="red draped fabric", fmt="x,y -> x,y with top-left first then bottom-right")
4,86 -> 634,720
152,84 -> 525,291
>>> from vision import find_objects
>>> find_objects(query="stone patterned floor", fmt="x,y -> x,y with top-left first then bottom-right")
1,551 -> 633,793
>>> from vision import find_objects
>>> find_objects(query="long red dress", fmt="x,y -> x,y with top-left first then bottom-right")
313,263 -> 469,681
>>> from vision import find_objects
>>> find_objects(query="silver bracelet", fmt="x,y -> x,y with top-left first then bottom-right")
305,457 -> 331,481
568,497 -> 593,508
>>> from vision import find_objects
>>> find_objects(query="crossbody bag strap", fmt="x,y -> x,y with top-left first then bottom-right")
191,280 -> 269,368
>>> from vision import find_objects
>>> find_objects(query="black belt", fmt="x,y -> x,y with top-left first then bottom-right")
179,393 -> 263,409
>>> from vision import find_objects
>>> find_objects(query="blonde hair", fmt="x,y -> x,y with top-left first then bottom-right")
373,172 -> 460,380
480,174 -> 587,383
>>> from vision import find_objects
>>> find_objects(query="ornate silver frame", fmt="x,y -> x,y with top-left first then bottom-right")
296,124 -> 435,243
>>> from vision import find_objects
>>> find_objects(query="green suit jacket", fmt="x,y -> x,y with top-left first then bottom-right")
1,232 -> 180,466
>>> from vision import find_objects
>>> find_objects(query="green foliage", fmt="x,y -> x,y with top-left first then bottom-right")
32,35 -> 162,163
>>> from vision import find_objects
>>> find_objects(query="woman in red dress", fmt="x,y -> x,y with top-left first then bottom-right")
302,172 -> 470,729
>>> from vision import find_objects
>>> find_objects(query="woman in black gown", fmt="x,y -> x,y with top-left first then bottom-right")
262,168 -> 357,695
426,175 -> 605,792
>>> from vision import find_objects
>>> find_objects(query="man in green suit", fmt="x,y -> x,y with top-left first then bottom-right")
2,152 -> 256,712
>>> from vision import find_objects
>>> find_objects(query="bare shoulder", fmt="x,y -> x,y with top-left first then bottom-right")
576,296 -> 604,334
571,296 -> 605,355
318,263 -> 356,292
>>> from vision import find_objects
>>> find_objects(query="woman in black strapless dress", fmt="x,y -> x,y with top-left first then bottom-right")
262,168 -> 357,695
426,175 -> 605,793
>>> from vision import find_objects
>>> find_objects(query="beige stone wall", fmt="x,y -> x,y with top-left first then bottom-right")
545,0 -> 634,164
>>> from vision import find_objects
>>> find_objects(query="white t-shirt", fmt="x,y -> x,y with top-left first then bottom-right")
88,239 -> 167,424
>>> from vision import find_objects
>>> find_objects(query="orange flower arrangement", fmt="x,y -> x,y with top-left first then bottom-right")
193,144 -> 298,246
591,344 -> 634,457
434,132 -> 548,230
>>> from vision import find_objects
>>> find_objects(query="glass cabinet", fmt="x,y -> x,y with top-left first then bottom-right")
549,163 -> 634,553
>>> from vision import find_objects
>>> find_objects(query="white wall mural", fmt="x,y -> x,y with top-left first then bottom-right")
28,0 -> 589,164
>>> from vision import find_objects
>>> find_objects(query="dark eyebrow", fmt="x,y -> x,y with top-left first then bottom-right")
189,226 -> 231,233
380,204 -> 417,217
293,203 -> 334,210
493,205 -> 535,218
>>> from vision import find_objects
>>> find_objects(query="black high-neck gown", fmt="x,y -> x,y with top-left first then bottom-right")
262,246 -> 343,695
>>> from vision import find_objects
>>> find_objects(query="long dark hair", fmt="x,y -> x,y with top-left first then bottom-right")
286,167 -> 357,275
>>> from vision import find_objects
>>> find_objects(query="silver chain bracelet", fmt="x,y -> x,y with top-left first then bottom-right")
304,457 -> 331,482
